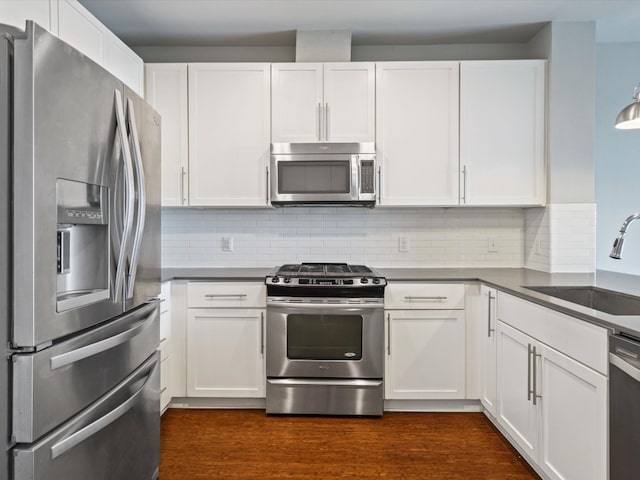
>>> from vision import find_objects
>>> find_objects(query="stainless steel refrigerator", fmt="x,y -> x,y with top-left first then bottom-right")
0,21 -> 162,480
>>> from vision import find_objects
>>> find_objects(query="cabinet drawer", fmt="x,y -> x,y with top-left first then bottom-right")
385,283 -> 465,310
187,282 -> 266,308
497,292 -> 608,374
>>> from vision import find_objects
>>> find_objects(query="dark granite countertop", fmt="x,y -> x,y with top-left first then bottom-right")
161,267 -> 640,338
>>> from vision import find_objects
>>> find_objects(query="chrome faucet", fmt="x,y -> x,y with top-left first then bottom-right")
611,212 -> 640,259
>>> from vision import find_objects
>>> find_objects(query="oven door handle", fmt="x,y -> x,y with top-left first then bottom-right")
267,301 -> 383,310
267,378 -> 383,387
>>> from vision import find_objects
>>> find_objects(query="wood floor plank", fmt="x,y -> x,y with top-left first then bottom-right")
160,409 -> 540,479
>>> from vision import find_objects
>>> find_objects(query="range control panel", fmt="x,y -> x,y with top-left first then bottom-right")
265,276 -> 386,287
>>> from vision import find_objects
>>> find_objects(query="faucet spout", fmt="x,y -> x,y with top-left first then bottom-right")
610,212 -> 640,259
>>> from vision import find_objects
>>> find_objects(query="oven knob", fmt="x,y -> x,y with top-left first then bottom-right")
372,278 -> 380,284
361,277 -> 369,284
271,276 -> 280,283
284,277 -> 292,284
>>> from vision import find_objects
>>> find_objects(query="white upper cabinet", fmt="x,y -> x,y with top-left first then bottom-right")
376,62 -> 460,206
2,0 -> 144,94
188,63 -> 271,206
105,33 -> 144,95
460,60 -> 546,206
271,63 -> 323,143
145,64 -> 189,206
57,0 -> 108,65
0,1 -> 51,31
323,63 -> 376,142
271,62 -> 375,143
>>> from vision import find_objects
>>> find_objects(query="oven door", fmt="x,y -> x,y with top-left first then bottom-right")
266,302 -> 384,379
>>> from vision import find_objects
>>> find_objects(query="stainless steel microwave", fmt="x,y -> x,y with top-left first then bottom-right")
270,143 -> 376,206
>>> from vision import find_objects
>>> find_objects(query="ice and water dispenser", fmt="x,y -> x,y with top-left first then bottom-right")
56,179 -> 110,311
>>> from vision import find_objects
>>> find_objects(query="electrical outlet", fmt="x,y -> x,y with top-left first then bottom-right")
487,237 -> 498,253
398,236 -> 409,253
534,239 -> 542,256
222,237 -> 233,252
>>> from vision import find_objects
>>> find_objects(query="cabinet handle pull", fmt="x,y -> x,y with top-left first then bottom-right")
461,165 -> 468,204
404,296 -> 447,301
181,166 -> 187,205
487,292 -> 495,337
260,312 -> 265,355
387,313 -> 391,355
527,343 -> 533,401
532,346 -> 542,405
204,294 -> 248,299
325,103 -> 329,141
318,103 -> 322,141
377,166 -> 382,203
266,166 -> 270,205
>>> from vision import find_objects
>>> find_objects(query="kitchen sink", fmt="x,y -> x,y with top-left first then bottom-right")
523,286 -> 640,316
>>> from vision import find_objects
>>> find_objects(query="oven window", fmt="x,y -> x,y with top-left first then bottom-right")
287,314 -> 363,360
278,161 -> 350,194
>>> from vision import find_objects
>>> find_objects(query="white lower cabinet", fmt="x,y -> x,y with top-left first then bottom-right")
186,309 -> 265,398
497,318 -> 608,480
479,285 -> 497,417
384,283 -> 466,400
385,309 -> 465,399
159,281 -> 172,412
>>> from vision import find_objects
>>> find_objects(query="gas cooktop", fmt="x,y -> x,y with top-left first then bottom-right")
275,263 -> 377,277
266,263 -> 386,290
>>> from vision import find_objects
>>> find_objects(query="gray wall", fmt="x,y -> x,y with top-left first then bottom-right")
135,42 -> 532,63
596,42 -> 640,274
541,22 -> 596,204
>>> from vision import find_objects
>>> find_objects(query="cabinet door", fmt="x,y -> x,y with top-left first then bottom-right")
145,64 -> 189,206
106,34 -> 144,95
496,321 -> 538,461
271,63 -> 323,142
460,60 -> 545,206
385,309 -> 465,399
376,62 -> 460,206
0,1 -> 51,30
323,63 -> 375,142
538,345 -> 607,480
186,309 -> 265,397
480,285 -> 497,417
57,0 -> 108,65
188,63 -> 270,206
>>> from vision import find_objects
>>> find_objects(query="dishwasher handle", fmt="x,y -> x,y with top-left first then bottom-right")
610,352 -> 640,383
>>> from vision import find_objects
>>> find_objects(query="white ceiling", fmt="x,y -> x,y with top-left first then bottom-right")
78,0 -> 640,47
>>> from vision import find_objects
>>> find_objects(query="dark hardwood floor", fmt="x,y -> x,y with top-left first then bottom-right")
160,409 -> 540,479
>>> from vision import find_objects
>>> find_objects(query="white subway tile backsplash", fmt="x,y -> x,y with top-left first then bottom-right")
161,207 -> 526,268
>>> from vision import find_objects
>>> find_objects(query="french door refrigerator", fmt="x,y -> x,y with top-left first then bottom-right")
0,21 -> 161,480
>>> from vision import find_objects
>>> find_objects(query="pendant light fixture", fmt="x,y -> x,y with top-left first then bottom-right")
615,84 -> 640,129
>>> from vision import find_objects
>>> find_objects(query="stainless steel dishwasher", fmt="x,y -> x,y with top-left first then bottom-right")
610,333 -> 640,480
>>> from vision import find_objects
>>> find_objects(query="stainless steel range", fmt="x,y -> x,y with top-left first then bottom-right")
265,263 -> 386,416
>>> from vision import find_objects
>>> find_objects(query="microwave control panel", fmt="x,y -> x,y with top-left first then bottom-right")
360,160 -> 375,194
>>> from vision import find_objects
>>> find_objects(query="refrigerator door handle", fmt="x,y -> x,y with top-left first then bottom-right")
125,98 -> 147,299
114,90 -> 135,303
49,310 -> 155,370
49,360 -> 156,460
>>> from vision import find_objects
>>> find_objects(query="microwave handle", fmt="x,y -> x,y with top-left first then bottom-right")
352,155 -> 360,200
